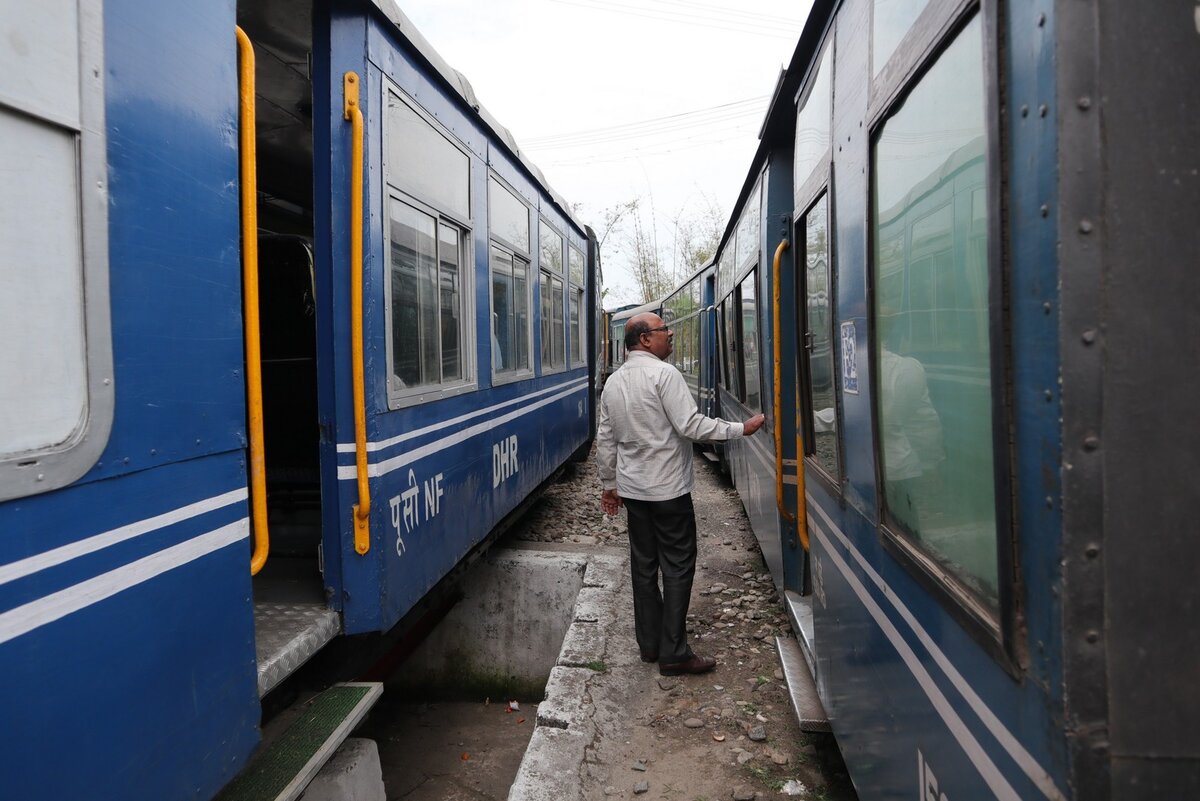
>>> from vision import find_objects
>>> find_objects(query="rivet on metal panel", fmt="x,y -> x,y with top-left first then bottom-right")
1045,496 -> 1053,509
1037,12 -> 1045,27
1077,96 -> 1092,110
1040,204 -> 1049,218
150,449 -> 157,456
1081,329 -> 1097,345
1043,301 -> 1052,314
1085,544 -> 1100,558
1083,435 -> 1100,451
1044,389 -> 1053,402
36,474 -> 44,482
1079,219 -> 1094,234
1020,104 -> 1029,118
1086,630 -> 1100,644
1039,104 -> 1047,117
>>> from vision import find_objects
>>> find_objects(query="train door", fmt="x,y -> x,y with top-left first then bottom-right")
236,1 -> 342,699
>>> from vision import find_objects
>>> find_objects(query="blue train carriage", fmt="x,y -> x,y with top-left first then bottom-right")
0,0 -> 598,798
713,0 -> 1200,799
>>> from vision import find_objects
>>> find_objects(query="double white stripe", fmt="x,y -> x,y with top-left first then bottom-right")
806,495 -> 1066,801
0,488 -> 248,587
336,380 -> 589,480
0,519 -> 247,646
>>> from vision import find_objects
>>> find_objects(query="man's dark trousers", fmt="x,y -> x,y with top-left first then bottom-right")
623,493 -> 697,664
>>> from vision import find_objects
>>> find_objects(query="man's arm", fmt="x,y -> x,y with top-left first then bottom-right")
595,389 -> 622,515
659,368 -> 763,441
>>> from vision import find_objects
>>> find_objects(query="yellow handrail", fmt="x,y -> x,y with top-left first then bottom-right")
237,27 -> 270,575
772,237 -> 811,551
344,72 -> 370,556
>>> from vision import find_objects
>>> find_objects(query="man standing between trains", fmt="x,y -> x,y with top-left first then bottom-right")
597,312 -> 765,676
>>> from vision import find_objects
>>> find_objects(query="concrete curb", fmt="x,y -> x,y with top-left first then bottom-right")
508,551 -> 629,801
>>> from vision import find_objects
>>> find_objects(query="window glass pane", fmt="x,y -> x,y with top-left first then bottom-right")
718,246 -> 734,297
553,276 -> 565,367
612,321 -> 625,366
541,223 -> 563,273
491,246 -> 514,372
795,45 -> 833,201
804,194 -> 839,477
540,271 -> 552,368
723,297 -> 741,400
872,14 -> 997,606
569,288 -> 581,364
438,222 -> 462,382
740,274 -> 761,411
390,202 -> 439,387
489,177 -> 529,251
873,0 -> 931,76
514,256 -> 530,370
568,246 -> 585,287
1,110 -> 87,456
387,93 -> 469,218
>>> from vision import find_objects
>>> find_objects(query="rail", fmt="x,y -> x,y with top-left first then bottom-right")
771,239 -> 809,551
237,27 -> 270,575
344,72 -> 371,555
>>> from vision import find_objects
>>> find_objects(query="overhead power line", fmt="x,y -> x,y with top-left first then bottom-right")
549,0 -> 803,38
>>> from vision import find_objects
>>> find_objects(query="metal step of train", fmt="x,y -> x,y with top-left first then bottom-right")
216,682 -> 383,801
775,635 -> 830,733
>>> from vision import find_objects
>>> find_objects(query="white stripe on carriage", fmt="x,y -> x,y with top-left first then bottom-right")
808,517 -> 1022,801
806,496 -> 1067,801
0,520 -> 248,646
337,381 -> 588,480
0,488 -> 248,587
335,377 -> 589,454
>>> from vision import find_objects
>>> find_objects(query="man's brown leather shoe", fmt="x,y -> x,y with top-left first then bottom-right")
658,654 -> 716,676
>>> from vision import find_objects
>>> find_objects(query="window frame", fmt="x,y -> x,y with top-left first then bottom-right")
382,82 -> 477,408
567,244 -> 586,368
0,0 -> 114,501
538,217 -> 567,374
488,173 -> 534,383
864,0 -> 1020,667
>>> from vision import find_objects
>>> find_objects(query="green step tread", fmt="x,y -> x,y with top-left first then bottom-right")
217,683 -> 381,801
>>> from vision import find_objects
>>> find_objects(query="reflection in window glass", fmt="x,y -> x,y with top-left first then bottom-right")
718,246 -> 735,297
735,183 -> 761,268
872,14 -> 997,606
541,223 -> 563,274
540,271 -> 565,371
795,45 -> 832,201
740,273 -> 761,412
872,0 -> 931,76
569,246 -> 585,287
387,93 -> 469,219
391,201 -> 464,388
491,246 -> 530,373
804,194 -> 838,478
489,177 -> 530,251
612,321 -> 626,366
570,287 -> 583,365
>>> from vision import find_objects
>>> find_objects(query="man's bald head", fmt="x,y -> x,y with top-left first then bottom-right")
624,312 -> 672,359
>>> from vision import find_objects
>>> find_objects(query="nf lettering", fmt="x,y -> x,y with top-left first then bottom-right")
493,435 -> 519,488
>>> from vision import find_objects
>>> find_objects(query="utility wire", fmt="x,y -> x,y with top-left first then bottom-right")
549,0 -> 801,38
522,96 -> 768,149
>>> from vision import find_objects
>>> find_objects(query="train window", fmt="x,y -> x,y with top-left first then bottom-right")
540,271 -> 565,371
387,200 -> 469,392
735,180 -> 761,271
1,0 -> 112,501
871,13 -> 999,608
794,43 -> 832,206
491,246 -> 531,375
612,321 -> 626,367
540,223 -> 563,273
489,177 -> 530,253
739,272 -> 762,412
802,193 -> 840,479
568,245 -> 585,366
718,246 -> 735,299
386,92 -> 470,221
872,0 -> 931,76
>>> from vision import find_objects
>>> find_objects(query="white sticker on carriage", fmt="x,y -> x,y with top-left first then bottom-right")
389,468 -> 445,555
841,320 -> 859,395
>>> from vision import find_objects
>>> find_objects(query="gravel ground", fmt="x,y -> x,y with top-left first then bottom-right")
507,449 -> 857,801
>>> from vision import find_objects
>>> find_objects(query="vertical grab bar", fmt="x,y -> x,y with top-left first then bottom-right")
772,239 -> 809,551
344,72 -> 370,555
237,27 -> 270,575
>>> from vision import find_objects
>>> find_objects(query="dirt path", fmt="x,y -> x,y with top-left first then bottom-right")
509,453 -> 857,801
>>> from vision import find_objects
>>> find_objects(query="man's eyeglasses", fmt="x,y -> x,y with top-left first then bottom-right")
642,325 -> 671,335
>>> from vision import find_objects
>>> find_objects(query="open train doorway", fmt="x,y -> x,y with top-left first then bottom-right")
237,0 -> 340,697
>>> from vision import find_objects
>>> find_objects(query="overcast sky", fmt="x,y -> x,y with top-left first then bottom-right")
400,0 -> 815,305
